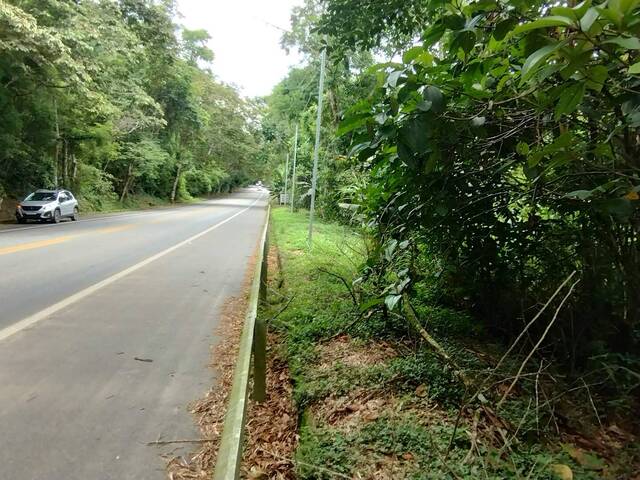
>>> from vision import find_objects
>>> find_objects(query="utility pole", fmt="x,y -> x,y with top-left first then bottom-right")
308,48 -> 326,246
290,124 -> 299,212
283,152 -> 289,205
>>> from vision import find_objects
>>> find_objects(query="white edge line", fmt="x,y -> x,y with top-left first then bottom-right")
0,194 -> 265,342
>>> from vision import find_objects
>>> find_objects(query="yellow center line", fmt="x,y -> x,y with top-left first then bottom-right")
0,224 -> 135,256
93,225 -> 135,234
0,236 -> 75,256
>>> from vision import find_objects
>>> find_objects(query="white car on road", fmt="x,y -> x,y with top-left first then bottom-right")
16,189 -> 79,224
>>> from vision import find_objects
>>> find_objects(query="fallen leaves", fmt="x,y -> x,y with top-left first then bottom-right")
241,336 -> 298,480
311,390 -> 391,432
241,246 -> 298,479
316,335 -> 398,371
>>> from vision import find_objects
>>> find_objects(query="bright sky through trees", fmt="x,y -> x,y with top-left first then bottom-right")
177,0 -> 302,97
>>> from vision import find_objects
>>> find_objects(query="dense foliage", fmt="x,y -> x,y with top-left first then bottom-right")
274,0 -> 640,379
0,0 -> 262,209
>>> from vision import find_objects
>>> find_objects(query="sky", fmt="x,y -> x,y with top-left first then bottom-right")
176,0 -> 303,98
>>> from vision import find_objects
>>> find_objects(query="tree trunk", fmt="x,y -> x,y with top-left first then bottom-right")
170,164 -> 182,203
71,152 -> 78,186
53,99 -> 60,188
120,163 -> 133,202
62,139 -> 69,188
328,88 -> 340,126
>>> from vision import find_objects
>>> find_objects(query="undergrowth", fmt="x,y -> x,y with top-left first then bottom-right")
263,206 -> 639,480
79,192 -> 202,213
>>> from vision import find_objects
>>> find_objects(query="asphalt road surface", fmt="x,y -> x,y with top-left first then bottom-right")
0,189 -> 268,480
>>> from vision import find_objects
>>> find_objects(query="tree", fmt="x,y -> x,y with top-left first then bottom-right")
322,0 -> 639,365
270,0 -> 640,373
0,0 -> 267,208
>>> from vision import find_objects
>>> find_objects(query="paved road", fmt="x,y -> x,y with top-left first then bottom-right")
0,189 -> 268,479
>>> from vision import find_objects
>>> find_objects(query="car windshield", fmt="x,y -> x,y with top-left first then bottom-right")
25,192 -> 57,201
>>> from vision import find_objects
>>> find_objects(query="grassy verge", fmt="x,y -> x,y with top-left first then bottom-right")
263,206 -> 638,480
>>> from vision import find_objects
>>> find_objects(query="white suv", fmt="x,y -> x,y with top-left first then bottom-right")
16,189 -> 79,224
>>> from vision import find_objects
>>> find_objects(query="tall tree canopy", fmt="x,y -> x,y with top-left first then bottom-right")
274,0 -> 640,374
0,0 -> 263,210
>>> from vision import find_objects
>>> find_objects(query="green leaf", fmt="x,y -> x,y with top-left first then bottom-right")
603,36 -> 640,49
580,7 -> 600,32
337,114 -> 369,136
359,297 -> 384,312
608,0 -> 640,16
451,30 -> 476,54
399,115 -> 432,155
555,82 -> 586,118
551,7 -> 577,19
527,152 -> 544,168
385,294 -> 402,311
443,15 -> 466,31
586,65 -> 608,91
493,18 -> 516,41
521,42 -> 566,83
597,198 -> 635,219
552,1 -> 592,19
629,61 -> 640,74
403,46 -> 425,64
560,51 -> 592,80
566,189 -> 594,200
573,0 -> 593,18
348,142 -> 373,158
513,16 -> 575,34
423,86 -> 444,112
516,142 -> 530,155
423,22 -> 446,46
414,51 -> 434,67
597,6 -> 624,26
435,204 -> 449,216
425,150 -> 440,173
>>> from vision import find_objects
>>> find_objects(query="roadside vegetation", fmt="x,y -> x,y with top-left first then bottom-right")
256,2 -> 640,477
0,0 -> 268,212
264,207 -> 638,479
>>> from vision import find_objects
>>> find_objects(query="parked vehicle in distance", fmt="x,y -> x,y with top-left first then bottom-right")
16,189 -> 79,224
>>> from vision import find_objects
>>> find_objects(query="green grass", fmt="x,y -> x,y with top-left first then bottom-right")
295,410 -> 604,480
269,210 -> 360,330
264,206 -> 623,480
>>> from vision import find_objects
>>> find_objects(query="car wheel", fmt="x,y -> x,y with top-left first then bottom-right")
72,207 -> 79,221
52,209 -> 61,224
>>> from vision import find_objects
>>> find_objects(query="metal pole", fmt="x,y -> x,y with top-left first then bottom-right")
290,124 -> 299,212
283,153 -> 289,205
308,48 -> 326,246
